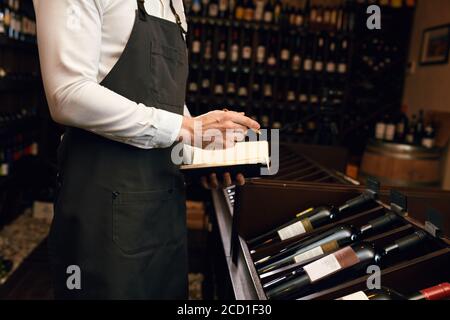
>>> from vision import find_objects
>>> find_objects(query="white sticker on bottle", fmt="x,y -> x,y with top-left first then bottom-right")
422,138 -> 434,149
192,41 -> 201,53
303,253 -> 342,282
242,46 -> 252,59
375,123 -> 386,140
294,246 -> 324,264
337,291 -> 369,300
338,63 -> 347,73
281,49 -> 290,61
257,46 -> 266,63
277,221 -> 306,241
384,124 -> 395,141
304,59 -> 313,71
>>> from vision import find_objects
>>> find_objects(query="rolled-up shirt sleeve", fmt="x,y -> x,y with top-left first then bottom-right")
33,0 -> 183,149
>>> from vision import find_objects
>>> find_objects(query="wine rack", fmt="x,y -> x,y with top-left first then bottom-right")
185,0 -> 415,150
212,179 -> 450,299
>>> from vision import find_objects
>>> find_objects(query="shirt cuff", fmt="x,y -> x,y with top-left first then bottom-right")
152,108 -> 183,147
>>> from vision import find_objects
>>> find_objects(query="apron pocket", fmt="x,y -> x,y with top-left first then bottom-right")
112,189 -> 176,255
149,42 -> 187,108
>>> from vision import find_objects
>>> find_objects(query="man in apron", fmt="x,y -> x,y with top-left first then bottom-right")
34,0 -> 260,299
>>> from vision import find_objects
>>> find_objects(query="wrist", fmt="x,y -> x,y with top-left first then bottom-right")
178,116 -> 195,144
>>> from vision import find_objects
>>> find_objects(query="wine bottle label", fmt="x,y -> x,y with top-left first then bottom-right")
218,50 -> 226,61
192,41 -> 201,53
277,221 -> 306,241
238,86 -> 247,96
201,79 -> 210,88
244,9 -> 254,21
263,84 -> 272,96
214,84 -> 224,94
235,7 -> 245,19
304,59 -> 313,71
385,124 -> 395,141
375,123 -> 386,140
31,142 -> 39,156
277,218 -> 313,241
292,55 -> 301,70
338,63 -> 347,73
396,123 -> 405,135
227,83 -> 236,93
256,46 -> 266,63
0,163 -> 9,176
294,240 -> 339,264
287,91 -> 295,101
263,11 -> 273,23
326,62 -> 336,73
337,291 -> 369,300
254,2 -> 264,21
219,0 -> 228,11
422,138 -> 434,149
189,82 -> 198,92
406,134 -> 414,144
209,4 -> 219,17
231,44 -> 239,62
303,246 -> 360,283
295,15 -> 304,26
294,246 -> 324,264
314,61 -> 323,72
281,49 -> 290,61
242,46 -> 252,59
267,56 -> 276,66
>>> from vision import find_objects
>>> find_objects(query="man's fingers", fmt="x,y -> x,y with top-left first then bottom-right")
236,173 -> 245,186
223,172 -> 232,187
200,176 -> 210,190
226,112 -> 261,130
209,173 -> 219,189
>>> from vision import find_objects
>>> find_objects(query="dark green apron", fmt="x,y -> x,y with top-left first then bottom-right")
49,0 -> 189,299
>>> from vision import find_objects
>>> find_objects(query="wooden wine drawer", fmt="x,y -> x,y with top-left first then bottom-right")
222,180 -> 450,300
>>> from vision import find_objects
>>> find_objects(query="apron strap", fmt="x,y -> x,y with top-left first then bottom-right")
169,0 -> 187,35
137,0 -> 147,21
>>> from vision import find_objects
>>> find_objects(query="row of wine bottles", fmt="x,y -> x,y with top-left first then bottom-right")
0,108 -> 40,177
374,107 -> 437,148
188,25 -> 350,74
242,186 -> 447,300
337,282 -> 450,300
186,0 -> 415,31
0,0 -> 36,43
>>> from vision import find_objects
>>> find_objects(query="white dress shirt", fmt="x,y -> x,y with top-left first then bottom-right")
33,0 -> 189,149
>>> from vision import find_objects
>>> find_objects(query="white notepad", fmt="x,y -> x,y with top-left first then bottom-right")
181,141 -> 270,170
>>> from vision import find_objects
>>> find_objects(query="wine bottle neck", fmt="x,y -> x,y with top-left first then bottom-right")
409,283 -> 450,301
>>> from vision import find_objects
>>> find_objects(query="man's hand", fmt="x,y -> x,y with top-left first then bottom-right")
178,110 -> 260,149
201,172 -> 246,189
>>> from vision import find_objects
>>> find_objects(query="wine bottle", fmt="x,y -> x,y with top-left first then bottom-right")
338,282 -> 450,300
395,105 -> 409,142
280,35 -> 291,70
422,124 -> 436,149
257,212 -> 399,276
190,26 -> 202,64
234,0 -> 245,20
248,188 -> 378,251
218,0 -> 228,18
263,0 -> 274,24
243,0 -> 255,22
241,30 -> 253,68
208,0 -> 219,18
266,230 -> 428,300
415,109 -> 425,144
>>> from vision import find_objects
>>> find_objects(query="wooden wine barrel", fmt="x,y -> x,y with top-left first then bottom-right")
360,140 -> 444,188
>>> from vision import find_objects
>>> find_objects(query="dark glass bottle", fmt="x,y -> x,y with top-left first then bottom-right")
256,212 -> 399,276
248,189 -> 378,251
266,231 -> 428,300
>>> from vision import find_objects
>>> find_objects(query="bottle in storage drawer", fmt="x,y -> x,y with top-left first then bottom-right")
337,282 -> 450,300
256,211 -> 403,276
247,186 -> 379,252
230,180 -> 450,300
264,229 -> 446,300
